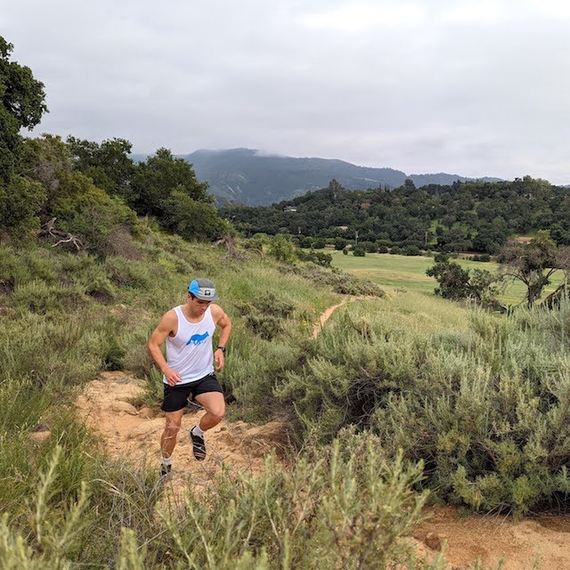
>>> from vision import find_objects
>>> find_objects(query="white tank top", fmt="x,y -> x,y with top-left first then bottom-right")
164,305 -> 216,385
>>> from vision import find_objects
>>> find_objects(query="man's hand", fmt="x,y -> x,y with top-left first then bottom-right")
163,367 -> 182,386
214,349 -> 225,371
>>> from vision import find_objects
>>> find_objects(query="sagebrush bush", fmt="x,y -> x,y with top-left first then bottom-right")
146,432 -> 441,570
288,263 -> 385,297
0,432 -> 445,569
279,294 -> 570,513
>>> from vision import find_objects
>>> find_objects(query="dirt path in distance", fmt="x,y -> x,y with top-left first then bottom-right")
312,295 -> 372,338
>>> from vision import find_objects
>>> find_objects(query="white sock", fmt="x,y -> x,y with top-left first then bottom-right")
192,425 -> 204,437
161,456 -> 172,466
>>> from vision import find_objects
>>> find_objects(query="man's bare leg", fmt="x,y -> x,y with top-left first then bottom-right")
189,392 -> 225,460
161,409 -> 185,459
195,391 -> 226,430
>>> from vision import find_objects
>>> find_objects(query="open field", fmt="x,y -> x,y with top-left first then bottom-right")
328,250 -> 564,305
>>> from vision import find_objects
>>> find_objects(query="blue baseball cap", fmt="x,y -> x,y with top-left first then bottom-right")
188,278 -> 219,301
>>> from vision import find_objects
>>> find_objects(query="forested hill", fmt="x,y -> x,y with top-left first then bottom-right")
220,177 -> 570,254
156,148 -> 502,205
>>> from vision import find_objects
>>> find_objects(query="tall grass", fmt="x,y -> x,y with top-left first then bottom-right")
0,432 -> 445,569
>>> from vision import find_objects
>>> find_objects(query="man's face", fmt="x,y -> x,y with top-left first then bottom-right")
188,294 -> 211,315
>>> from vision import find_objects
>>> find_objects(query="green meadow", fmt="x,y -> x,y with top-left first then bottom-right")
328,250 -> 564,305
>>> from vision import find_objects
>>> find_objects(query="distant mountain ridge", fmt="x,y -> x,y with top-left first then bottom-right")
133,148 -> 503,206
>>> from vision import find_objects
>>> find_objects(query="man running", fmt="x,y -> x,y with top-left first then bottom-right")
148,278 -> 232,476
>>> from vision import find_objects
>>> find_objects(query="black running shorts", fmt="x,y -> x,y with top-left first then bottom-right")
161,373 -> 223,412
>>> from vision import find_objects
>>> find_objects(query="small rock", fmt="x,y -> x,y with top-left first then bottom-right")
128,419 -> 163,439
30,430 -> 51,444
423,532 -> 446,551
138,406 -> 155,419
110,401 -> 138,415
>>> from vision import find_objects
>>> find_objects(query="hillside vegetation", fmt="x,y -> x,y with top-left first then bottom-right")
221,177 -> 570,254
3,232 -> 570,567
178,148 -> 501,205
3,33 -> 570,568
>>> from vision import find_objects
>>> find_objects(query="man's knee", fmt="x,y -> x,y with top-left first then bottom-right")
165,416 -> 182,432
209,401 -> 226,420
197,393 -> 225,420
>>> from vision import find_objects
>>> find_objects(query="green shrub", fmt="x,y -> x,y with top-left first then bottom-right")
275,297 -> 570,514
0,245 -> 58,289
0,433 -> 443,569
297,249 -> 332,267
0,175 -> 46,240
267,234 -> 297,263
11,280 -> 84,313
235,293 -> 296,341
105,256 -> 154,289
289,264 -> 384,297
404,245 -> 421,256
151,433 -> 438,570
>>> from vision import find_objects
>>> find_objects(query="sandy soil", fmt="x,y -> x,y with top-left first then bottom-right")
416,506 -> 570,570
74,371 -> 290,507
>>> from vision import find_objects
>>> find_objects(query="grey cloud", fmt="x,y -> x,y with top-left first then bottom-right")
3,0 -> 570,184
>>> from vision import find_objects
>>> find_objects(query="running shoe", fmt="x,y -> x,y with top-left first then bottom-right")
190,426 -> 206,460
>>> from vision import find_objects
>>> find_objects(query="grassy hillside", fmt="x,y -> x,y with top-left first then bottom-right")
5,229 -> 441,569
328,250 -> 564,305
2,228 -> 570,567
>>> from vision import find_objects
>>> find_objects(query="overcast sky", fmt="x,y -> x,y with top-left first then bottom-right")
4,0 -> 570,183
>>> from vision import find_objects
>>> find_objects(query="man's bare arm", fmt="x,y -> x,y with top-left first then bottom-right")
211,305 -> 232,370
147,310 -> 182,386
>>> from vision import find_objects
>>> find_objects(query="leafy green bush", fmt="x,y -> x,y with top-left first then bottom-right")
162,189 -> 230,241
280,297 -> 570,513
296,249 -> 332,267
235,293 -> 296,341
288,264 -> 384,297
267,234 -> 297,263
404,245 -> 421,256
156,435 -> 435,569
0,174 -> 46,240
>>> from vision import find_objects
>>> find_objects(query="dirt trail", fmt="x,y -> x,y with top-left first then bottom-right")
312,295 -> 373,338
75,373 -> 570,570
74,372 -> 290,503
71,298 -> 570,569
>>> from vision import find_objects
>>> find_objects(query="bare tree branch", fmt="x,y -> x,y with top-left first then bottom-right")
39,218 -> 84,251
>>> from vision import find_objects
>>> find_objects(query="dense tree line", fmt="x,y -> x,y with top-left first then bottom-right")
0,36 -> 228,251
220,177 -> 570,254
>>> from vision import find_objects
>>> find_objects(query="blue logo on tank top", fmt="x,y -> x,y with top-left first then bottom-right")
186,331 -> 210,346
